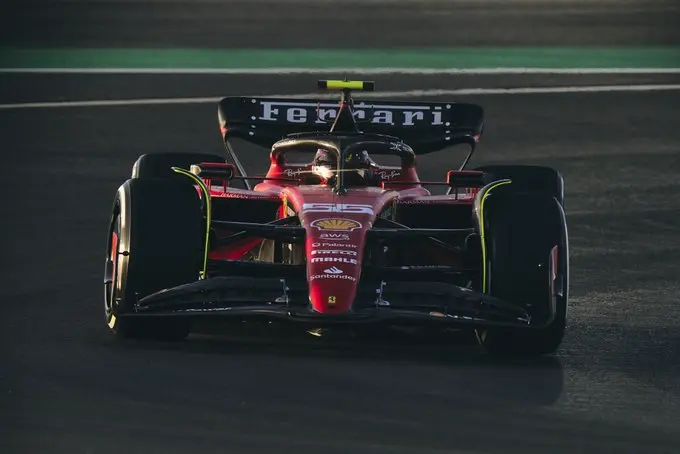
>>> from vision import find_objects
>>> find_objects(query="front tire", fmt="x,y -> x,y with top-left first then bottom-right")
474,183 -> 569,355
475,164 -> 564,206
104,177 -> 203,341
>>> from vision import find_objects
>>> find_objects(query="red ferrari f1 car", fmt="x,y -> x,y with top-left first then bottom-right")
104,79 -> 569,355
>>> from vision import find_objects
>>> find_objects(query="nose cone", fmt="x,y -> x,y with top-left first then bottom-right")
304,223 -> 364,314
308,262 -> 360,313
295,194 -> 379,314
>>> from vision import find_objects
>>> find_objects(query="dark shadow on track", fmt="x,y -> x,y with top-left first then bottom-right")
102,323 -> 565,407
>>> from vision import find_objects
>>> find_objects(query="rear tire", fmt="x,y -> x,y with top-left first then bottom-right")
131,152 -> 226,180
104,177 -> 203,341
474,183 -> 569,356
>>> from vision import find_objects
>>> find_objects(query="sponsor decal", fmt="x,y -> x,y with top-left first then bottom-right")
311,218 -> 362,231
389,142 -> 411,152
311,257 -> 358,264
310,274 -> 356,282
283,168 -> 306,178
399,199 -> 445,204
216,192 -> 275,200
328,296 -> 336,306
399,194 -> 475,204
319,233 -> 351,241
302,203 -> 374,215
377,170 -> 401,180
311,249 -> 357,256
324,266 -> 343,274
310,266 -> 357,282
312,242 -> 357,248
257,101 -> 445,127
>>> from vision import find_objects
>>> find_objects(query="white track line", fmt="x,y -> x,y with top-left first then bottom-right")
2,84 -> 679,110
1,67 -> 679,75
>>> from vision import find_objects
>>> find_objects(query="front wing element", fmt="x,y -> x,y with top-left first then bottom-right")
122,275 -> 554,330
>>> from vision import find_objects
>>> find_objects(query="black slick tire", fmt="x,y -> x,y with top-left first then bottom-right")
474,164 -> 564,206
474,183 -> 569,356
104,177 -> 203,341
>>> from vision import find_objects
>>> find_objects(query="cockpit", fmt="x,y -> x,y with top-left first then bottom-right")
268,133 -> 416,192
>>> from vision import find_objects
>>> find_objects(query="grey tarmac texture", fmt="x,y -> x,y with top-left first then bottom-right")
2,75 -> 680,454
1,0 -> 679,48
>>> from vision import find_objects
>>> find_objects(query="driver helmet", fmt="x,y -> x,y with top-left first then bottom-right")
312,148 -> 337,180
344,149 -> 375,169
313,148 -> 375,169
313,148 -> 336,167
312,148 -> 376,183
345,150 -> 376,185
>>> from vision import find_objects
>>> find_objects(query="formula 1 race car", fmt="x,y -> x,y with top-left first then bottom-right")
104,79 -> 569,355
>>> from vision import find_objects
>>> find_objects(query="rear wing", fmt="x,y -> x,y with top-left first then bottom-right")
217,93 -> 484,154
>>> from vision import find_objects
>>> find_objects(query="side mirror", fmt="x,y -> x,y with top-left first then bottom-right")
190,162 -> 235,181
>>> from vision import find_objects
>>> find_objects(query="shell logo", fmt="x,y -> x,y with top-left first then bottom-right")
311,218 -> 362,231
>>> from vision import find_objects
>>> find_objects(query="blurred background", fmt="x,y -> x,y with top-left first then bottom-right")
2,0 -> 680,48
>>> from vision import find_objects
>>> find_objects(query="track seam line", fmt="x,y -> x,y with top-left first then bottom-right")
2,84 -> 680,110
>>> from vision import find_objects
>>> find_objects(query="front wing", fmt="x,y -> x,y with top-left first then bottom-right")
116,221 -> 555,330
119,272 -> 555,330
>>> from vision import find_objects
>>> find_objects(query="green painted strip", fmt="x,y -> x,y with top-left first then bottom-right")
1,47 -> 679,69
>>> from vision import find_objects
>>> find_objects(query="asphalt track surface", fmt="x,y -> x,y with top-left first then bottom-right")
2,0 -> 680,48
2,73 -> 680,454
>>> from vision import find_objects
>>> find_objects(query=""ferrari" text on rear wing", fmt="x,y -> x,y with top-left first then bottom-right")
218,97 -> 484,154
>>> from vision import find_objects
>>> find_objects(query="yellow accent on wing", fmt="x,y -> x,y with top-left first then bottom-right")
479,180 -> 512,294
107,314 -> 117,329
318,80 -> 375,91
327,80 -> 364,90
172,167 -> 212,280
